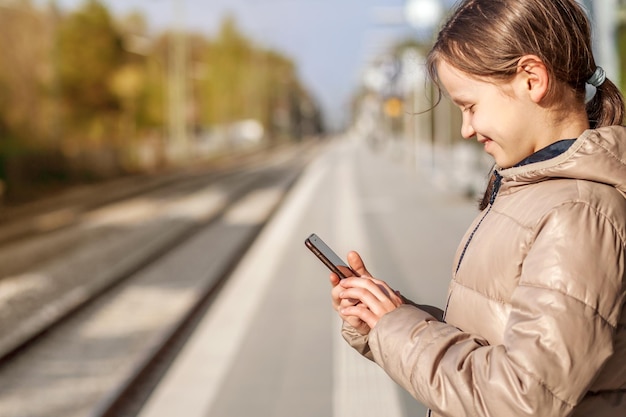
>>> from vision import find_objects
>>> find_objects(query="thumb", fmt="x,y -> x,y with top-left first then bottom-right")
347,251 -> 371,277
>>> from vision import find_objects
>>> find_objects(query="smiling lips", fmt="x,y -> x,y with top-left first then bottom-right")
478,137 -> 494,152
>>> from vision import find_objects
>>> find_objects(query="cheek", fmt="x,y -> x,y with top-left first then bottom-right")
475,108 -> 511,140
470,113 -> 488,135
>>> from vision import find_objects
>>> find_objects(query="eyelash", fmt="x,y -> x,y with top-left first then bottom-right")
463,105 -> 475,114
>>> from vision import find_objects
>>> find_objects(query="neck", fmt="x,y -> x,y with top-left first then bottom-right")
535,106 -> 589,151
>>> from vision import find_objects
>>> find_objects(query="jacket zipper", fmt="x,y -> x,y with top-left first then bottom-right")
442,171 -> 502,321
428,172 -> 501,417
457,172 -> 501,271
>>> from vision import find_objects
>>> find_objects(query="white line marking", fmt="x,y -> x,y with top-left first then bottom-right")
137,157 -> 329,417
332,140 -> 405,417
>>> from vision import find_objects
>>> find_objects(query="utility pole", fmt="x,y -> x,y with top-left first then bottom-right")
404,0 -> 445,172
168,0 -> 188,162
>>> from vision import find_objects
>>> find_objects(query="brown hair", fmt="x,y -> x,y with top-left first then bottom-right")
427,0 -> 625,129
427,0 -> 625,210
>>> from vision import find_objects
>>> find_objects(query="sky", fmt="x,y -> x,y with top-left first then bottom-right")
48,0 -> 457,129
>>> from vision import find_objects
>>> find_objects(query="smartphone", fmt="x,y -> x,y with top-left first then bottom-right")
304,233 -> 357,279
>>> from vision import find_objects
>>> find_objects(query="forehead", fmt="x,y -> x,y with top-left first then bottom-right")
436,60 -> 512,104
436,61 -> 481,103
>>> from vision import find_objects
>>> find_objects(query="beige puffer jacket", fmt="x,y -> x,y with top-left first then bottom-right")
342,126 -> 626,417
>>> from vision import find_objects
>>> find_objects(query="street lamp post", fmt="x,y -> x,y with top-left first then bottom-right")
404,0 -> 444,173
405,0 -> 444,37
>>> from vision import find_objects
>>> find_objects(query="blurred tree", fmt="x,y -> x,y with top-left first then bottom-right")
0,0 -> 61,201
54,0 -> 124,147
113,10 -> 158,164
617,4 -> 626,93
194,16 -> 320,142
0,2 -> 322,202
0,0 -> 57,148
200,16 -> 253,126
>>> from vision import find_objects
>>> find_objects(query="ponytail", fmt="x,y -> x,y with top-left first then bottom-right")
586,77 -> 625,128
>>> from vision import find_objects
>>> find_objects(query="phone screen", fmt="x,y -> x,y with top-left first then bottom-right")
304,233 -> 357,279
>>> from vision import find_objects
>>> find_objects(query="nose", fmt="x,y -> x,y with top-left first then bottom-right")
460,113 -> 475,139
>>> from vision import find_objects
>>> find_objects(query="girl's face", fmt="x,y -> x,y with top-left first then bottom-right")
436,60 -> 543,168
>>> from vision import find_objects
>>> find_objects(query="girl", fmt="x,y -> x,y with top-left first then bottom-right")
330,1 -> 626,416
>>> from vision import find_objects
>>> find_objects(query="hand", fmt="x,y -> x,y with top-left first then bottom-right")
329,251 -> 373,334
338,274 -> 404,330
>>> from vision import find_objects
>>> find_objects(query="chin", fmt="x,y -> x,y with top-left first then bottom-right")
497,161 -> 514,169
492,152 -> 515,169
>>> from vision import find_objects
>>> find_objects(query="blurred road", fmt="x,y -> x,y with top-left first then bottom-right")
137,134 -> 479,417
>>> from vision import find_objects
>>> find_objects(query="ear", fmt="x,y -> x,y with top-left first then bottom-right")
516,55 -> 549,103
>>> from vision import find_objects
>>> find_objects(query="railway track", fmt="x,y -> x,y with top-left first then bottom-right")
0,140 -> 322,417
0,144 -> 299,247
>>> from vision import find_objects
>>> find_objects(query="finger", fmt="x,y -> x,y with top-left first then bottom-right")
341,277 -> 403,307
341,304 -> 380,329
329,272 -> 341,287
355,276 -> 404,306
337,312 -> 371,335
340,287 -> 397,315
331,283 -> 343,310
347,251 -> 371,277
332,282 -> 361,309
339,297 -> 360,308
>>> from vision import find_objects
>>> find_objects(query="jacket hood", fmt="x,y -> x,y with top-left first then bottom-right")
498,126 -> 626,197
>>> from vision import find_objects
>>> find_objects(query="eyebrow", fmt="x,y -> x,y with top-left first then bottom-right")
439,84 -> 472,108
449,91 -> 472,104
450,96 -> 472,108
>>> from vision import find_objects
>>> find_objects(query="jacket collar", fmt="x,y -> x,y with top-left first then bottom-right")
514,139 -> 576,167
496,126 -> 626,196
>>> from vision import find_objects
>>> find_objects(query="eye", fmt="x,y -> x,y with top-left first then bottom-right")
463,104 -> 475,114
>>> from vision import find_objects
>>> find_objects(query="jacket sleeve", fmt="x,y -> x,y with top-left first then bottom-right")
341,322 -> 374,360
341,302 -> 443,361
366,201 -> 625,417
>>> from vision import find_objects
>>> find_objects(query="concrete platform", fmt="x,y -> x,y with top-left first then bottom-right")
137,135 -> 480,417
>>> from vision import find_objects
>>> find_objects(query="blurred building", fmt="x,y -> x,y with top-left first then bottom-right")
350,0 -> 626,200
